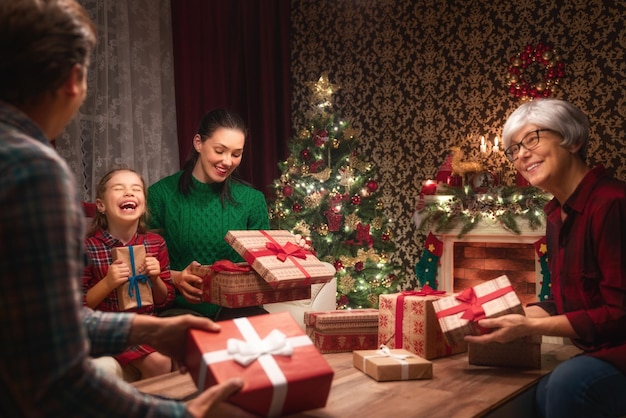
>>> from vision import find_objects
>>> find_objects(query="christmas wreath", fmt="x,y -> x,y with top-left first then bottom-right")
507,43 -> 565,100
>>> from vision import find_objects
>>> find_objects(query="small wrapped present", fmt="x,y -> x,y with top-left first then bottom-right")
111,245 -> 153,311
186,311 -> 334,418
304,309 -> 379,353
432,275 -> 525,347
378,286 -> 467,360
353,345 -> 433,381
225,230 -> 334,288
191,261 -> 311,308
468,334 -> 542,369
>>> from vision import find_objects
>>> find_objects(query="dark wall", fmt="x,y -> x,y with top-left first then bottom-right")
290,0 -> 626,286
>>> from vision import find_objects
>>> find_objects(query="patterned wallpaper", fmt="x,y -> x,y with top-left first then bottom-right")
290,0 -> 626,288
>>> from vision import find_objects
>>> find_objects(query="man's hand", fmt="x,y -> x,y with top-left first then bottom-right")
464,314 -> 530,344
186,378 -> 258,418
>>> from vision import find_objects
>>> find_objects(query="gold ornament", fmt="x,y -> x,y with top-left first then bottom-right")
367,293 -> 378,307
370,278 -> 380,288
303,192 -> 323,208
371,217 -> 383,229
318,223 -> 329,236
339,274 -> 355,292
310,167 -> 332,182
293,220 -> 311,237
338,166 -> 355,187
376,201 -> 384,211
331,138 -> 340,149
301,165 -> 310,175
381,275 -> 393,288
298,128 -> 311,140
344,213 -> 361,230
379,252 -> 388,263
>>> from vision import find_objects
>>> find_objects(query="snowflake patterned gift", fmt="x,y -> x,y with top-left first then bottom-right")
378,286 -> 467,360
304,309 -> 379,353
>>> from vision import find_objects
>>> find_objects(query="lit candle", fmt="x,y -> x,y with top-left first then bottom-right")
421,179 -> 437,195
480,136 -> 487,154
493,136 -> 500,153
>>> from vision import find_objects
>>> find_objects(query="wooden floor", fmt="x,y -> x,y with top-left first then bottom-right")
133,343 -> 581,418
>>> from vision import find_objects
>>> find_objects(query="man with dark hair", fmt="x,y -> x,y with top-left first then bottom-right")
0,1 -> 248,416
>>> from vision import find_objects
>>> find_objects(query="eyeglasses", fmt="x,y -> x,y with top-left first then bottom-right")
504,129 -> 552,162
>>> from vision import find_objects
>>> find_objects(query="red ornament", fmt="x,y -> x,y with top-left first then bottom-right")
354,261 -> 364,272
300,149 -> 311,161
366,180 -> 379,192
282,184 -> 293,197
381,232 -> 390,242
337,294 -> 349,306
333,259 -> 344,271
351,195 -> 361,205
292,202 -> 302,213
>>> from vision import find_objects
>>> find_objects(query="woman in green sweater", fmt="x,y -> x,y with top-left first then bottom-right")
148,109 -> 270,319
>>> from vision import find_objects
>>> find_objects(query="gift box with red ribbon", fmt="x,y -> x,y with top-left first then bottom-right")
432,275 -> 525,347
111,245 -> 153,311
225,230 -> 334,288
191,261 -> 312,308
353,345 -> 433,381
304,309 -> 379,353
186,311 -> 334,417
378,285 -> 467,359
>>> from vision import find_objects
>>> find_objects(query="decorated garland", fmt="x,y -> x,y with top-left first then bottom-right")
414,185 -> 551,237
507,43 -> 565,101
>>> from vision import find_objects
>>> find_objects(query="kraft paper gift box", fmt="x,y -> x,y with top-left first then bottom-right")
191,261 -> 311,308
304,309 -> 379,353
224,230 -> 334,288
432,275 -> 525,347
186,311 -> 334,418
353,345 -> 433,381
468,334 -> 542,369
111,245 -> 153,311
378,286 -> 467,360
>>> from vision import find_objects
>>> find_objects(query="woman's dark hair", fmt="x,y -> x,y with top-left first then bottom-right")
87,167 -> 149,237
178,108 -> 248,206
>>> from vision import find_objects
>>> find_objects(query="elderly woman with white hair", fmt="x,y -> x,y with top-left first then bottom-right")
465,99 -> 626,418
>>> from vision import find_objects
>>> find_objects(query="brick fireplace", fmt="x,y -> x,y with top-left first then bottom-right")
433,219 -> 545,306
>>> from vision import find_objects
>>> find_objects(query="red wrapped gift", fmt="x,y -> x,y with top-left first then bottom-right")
186,311 -> 334,417
304,309 -> 379,353
432,275 -> 525,346
378,286 -> 466,360
191,261 -> 311,308
111,245 -> 153,311
225,230 -> 334,288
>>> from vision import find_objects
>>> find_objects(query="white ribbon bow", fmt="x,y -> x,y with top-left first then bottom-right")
376,344 -> 413,360
227,329 -> 294,366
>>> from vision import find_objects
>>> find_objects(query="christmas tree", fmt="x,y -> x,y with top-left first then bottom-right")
268,74 -> 403,309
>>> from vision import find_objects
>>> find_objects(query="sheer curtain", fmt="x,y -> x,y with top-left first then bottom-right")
56,0 -> 179,202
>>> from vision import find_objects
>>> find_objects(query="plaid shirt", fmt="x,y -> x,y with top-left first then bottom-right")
0,100 -> 187,417
533,165 -> 626,373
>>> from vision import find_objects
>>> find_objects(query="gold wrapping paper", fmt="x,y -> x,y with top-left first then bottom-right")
353,347 -> 433,381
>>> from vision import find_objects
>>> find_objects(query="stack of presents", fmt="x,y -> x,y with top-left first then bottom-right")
121,229 -> 541,417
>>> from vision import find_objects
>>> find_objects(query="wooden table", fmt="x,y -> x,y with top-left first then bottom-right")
133,343 -> 581,418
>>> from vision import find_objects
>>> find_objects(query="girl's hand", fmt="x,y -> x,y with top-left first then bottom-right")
293,233 -> 313,252
105,259 -> 130,290
144,255 -> 161,277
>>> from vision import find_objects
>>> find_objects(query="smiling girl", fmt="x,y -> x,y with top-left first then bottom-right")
82,168 -> 176,378
147,109 -> 270,320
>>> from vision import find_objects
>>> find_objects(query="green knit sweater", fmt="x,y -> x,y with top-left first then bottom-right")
147,171 -> 270,317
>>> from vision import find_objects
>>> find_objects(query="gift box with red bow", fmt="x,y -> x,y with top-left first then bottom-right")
191,261 -> 312,308
353,345 -> 433,381
378,286 -> 467,359
225,230 -> 334,288
186,311 -> 334,417
304,309 -> 379,353
111,245 -> 153,311
432,275 -> 525,347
